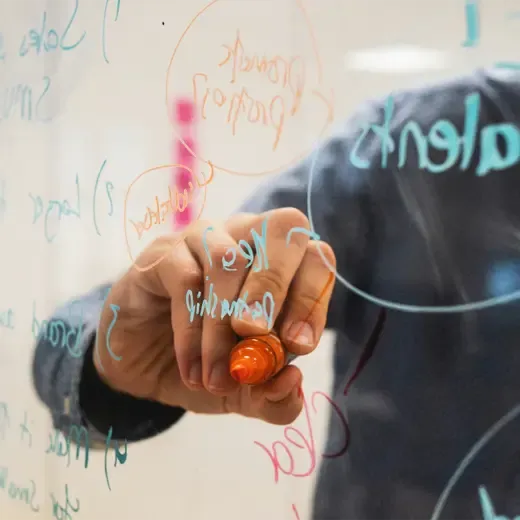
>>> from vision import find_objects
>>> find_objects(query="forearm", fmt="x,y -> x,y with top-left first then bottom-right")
32,284 -> 186,443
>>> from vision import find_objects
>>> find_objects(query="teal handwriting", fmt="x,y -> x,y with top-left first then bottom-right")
202,218 -> 269,273
19,0 -> 85,57
29,174 -> 81,243
92,159 -> 114,236
350,93 -> 520,177
186,285 -> 275,329
51,484 -> 79,520
479,485 -> 520,520
104,427 -> 128,491
102,0 -> 121,64
30,160 -> 113,242
0,403 -> 9,440
0,76 -> 52,122
94,287 -> 121,374
19,411 -> 33,448
32,300 -> 83,358
462,0 -> 479,47
105,303 -> 122,361
0,32 -> 4,60
0,308 -> 14,330
46,423 -> 127,492
0,466 -> 40,513
46,425 -> 90,469
189,224 -> 320,328
461,1 -> 520,70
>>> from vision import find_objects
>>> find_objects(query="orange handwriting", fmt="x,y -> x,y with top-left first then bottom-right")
193,73 -> 286,151
165,0 -> 334,176
129,183 -> 196,240
123,162 -> 214,272
219,30 -> 305,98
191,31 -> 306,152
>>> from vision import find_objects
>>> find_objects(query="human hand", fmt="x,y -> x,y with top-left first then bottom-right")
94,208 -> 336,425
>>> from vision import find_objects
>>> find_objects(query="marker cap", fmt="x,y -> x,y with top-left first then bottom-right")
229,333 -> 286,385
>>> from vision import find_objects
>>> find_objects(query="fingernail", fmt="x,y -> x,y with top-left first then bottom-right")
287,321 -> 314,348
297,385 -> 304,399
209,360 -> 231,391
188,359 -> 202,386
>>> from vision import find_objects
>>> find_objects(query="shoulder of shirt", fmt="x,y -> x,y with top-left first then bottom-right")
333,67 -> 518,132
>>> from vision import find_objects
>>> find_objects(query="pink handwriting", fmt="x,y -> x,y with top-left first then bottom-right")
254,389 -> 349,484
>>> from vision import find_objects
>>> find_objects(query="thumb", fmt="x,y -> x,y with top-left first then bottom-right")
251,365 -> 304,425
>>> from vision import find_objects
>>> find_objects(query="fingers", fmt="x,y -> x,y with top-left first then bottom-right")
229,208 -> 311,337
279,240 -> 336,355
185,224 -> 248,394
251,365 -> 304,425
151,237 -> 205,391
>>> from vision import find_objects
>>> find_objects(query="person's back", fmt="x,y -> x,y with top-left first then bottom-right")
33,69 -> 520,520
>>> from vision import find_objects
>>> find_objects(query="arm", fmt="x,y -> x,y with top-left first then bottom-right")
32,284 -> 185,444
33,70 -> 496,444
31,106 -> 387,443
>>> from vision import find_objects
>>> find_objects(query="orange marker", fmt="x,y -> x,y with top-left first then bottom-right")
229,333 -> 296,385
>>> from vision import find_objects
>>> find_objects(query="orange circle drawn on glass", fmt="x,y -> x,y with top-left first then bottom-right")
123,163 -> 210,272
165,0 -> 334,177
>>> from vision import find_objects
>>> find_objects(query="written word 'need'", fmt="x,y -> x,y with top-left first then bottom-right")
186,220 -> 321,327
0,0 -> 120,123
350,93 -> 520,177
0,402 -> 127,492
29,159 -> 114,243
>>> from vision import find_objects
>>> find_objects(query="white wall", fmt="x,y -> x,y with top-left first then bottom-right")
0,0 -> 515,518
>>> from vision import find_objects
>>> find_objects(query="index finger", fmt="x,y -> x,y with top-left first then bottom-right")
228,208 -> 311,337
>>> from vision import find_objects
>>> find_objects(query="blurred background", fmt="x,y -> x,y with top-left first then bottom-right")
0,0 -> 516,518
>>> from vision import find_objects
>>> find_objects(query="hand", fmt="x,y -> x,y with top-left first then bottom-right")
95,208 -> 336,425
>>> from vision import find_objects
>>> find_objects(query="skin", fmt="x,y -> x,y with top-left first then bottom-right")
95,208 -> 336,426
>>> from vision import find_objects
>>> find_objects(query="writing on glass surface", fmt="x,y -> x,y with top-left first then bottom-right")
186,218 -> 323,327
123,161 -> 214,272
462,0 -> 520,70
166,0 -> 334,176
186,218 -> 274,327
478,486 -> 520,520
29,159 -> 115,243
350,93 -> 520,177
0,0 -> 120,122
127,163 -> 211,243
1,402 -> 128,486
192,29 -> 305,153
32,287 -> 122,365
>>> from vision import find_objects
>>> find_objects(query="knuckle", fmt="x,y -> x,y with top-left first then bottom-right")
292,292 -> 321,315
228,248 -> 249,270
182,265 -> 203,288
248,266 -> 288,300
307,240 -> 336,269
318,241 -> 337,268
192,219 -> 213,233
273,207 -> 310,235
211,244 -> 235,265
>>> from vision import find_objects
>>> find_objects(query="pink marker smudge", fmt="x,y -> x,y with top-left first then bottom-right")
172,99 -> 197,230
